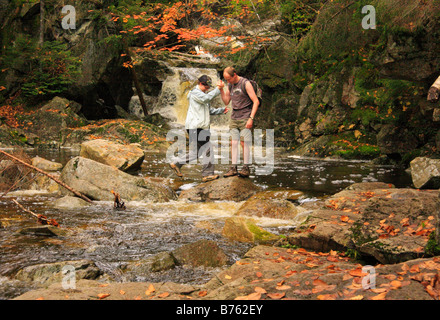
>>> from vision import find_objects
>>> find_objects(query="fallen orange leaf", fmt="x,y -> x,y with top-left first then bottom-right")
267,292 -> 285,300
254,287 -> 267,294
370,292 -> 387,300
145,284 -> 155,296
158,292 -> 170,298
98,293 -> 110,300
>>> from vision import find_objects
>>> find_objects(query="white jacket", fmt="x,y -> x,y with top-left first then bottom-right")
185,86 -> 225,130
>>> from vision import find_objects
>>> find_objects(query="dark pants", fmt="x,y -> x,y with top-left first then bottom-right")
174,129 -> 214,177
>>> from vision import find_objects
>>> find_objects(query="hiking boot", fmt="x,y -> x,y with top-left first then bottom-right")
169,163 -> 183,177
238,165 -> 250,178
223,166 -> 238,177
202,174 -> 219,182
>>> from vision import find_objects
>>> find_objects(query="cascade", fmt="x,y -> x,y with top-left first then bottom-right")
152,67 -> 230,129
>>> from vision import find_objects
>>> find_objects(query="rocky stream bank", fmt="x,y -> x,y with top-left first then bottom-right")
2,138 -> 440,300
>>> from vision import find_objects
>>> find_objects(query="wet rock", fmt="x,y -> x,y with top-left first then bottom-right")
13,246 -> 440,300
31,156 -> 63,172
236,190 -> 304,220
123,252 -> 177,275
172,240 -> 229,268
79,139 -> 145,172
222,216 -> 280,244
178,176 -> 261,202
18,226 -> 70,238
29,174 -> 61,193
15,260 -> 103,287
53,196 -> 91,209
237,198 -> 299,220
410,157 -> 440,189
344,182 -> 395,191
60,156 -> 176,202
376,124 -> 418,155
288,184 -> 440,264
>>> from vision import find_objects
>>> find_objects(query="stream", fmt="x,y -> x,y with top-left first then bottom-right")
0,147 -> 413,299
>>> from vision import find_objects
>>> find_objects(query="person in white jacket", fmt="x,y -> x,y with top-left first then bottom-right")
170,75 -> 228,182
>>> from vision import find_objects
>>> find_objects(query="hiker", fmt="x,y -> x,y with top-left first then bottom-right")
219,66 -> 260,178
169,75 -> 228,182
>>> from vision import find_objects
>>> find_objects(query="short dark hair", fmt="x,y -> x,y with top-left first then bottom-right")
198,75 -> 212,86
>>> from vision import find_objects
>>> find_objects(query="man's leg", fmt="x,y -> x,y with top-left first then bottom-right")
224,126 -> 240,177
238,128 -> 252,177
170,129 -> 198,177
198,129 -> 216,180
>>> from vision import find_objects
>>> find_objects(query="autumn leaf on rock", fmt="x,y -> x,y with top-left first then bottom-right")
267,292 -> 285,300
145,284 -> 155,296
98,293 -> 110,300
254,287 -> 267,294
235,292 -> 261,300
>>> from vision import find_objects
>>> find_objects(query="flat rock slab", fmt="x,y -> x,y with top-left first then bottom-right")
61,156 -> 176,202
179,176 -> 261,202
288,186 -> 440,264
80,139 -> 145,172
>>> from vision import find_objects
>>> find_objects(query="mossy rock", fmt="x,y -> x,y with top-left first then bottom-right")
222,217 -> 280,244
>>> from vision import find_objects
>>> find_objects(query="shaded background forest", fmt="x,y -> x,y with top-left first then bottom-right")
1,0 -> 440,166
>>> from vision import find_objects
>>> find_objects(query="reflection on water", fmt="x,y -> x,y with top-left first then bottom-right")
0,147 -> 412,299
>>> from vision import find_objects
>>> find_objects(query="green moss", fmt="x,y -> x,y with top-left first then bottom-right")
247,222 -> 279,243
425,232 -> 440,256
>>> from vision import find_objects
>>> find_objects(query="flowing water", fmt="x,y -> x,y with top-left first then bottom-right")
0,146 -> 413,299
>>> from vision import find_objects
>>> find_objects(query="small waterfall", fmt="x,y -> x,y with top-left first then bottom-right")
152,67 -> 230,129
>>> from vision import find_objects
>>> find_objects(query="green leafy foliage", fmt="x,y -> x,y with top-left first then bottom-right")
1,35 -> 80,102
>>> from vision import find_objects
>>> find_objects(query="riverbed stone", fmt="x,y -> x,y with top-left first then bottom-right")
222,216 -> 280,244
236,197 -> 299,220
123,252 -> 177,275
53,196 -> 91,209
60,156 -> 176,202
178,176 -> 261,202
14,260 -> 103,287
31,156 -> 63,172
17,225 -> 70,237
79,139 -> 145,172
410,157 -> 440,189
172,240 -> 229,268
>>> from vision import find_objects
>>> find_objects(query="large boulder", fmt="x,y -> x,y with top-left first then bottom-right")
15,260 -> 103,287
178,176 -> 261,202
222,216 -> 280,244
287,183 -> 440,264
122,252 -> 177,277
172,240 -> 229,268
31,156 -> 63,172
410,157 -> 440,189
79,139 -> 145,172
236,190 -> 304,220
60,157 -> 176,202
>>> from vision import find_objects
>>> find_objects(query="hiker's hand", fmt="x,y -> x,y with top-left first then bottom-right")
223,107 -> 229,114
217,80 -> 225,90
246,118 -> 253,129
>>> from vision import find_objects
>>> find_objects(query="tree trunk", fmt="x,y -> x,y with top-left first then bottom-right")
39,0 -> 44,47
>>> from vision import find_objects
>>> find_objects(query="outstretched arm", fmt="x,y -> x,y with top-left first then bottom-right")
218,80 -> 231,106
245,81 -> 260,129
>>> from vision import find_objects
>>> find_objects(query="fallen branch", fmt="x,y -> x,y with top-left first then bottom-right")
12,198 -> 60,227
0,149 -> 92,203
